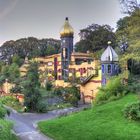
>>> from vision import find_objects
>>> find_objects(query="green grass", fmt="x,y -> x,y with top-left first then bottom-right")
38,94 -> 140,140
0,119 -> 18,140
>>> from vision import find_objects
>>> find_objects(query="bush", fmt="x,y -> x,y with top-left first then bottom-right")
53,87 -> 63,96
123,101 -> 140,121
36,101 -> 48,113
94,76 -> 126,105
105,76 -> 124,96
0,119 -> 15,140
45,82 -> 53,91
0,105 -> 7,119
63,86 -> 80,107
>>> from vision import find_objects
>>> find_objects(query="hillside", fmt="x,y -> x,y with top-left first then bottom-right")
38,94 -> 140,140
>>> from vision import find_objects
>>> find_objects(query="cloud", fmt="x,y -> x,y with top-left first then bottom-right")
0,0 -> 19,20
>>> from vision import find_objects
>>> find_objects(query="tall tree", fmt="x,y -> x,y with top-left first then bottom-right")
22,62 -> 41,111
120,0 -> 140,14
75,24 -> 116,54
116,7 -> 140,74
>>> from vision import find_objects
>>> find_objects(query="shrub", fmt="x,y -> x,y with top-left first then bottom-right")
0,119 -> 14,140
0,105 -> 7,119
36,101 -> 48,113
105,76 -> 124,96
123,101 -> 140,121
94,76 -> 126,105
93,90 -> 111,105
45,82 -> 53,91
54,87 -> 63,96
63,86 -> 80,107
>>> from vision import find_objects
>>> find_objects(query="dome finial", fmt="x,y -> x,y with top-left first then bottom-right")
108,41 -> 112,45
60,17 -> 74,37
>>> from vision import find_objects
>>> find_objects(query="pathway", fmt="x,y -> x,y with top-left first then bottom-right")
6,104 -> 90,140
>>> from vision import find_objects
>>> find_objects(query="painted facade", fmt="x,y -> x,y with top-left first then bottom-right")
19,18 -> 103,103
101,42 -> 119,85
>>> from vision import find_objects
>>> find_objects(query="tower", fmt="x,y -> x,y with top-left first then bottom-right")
101,42 -> 119,85
60,17 -> 74,81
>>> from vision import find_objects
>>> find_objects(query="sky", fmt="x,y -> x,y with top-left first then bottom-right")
0,0 -> 124,45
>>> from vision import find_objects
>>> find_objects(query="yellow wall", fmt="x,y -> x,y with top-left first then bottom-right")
19,53 -> 102,103
80,70 -> 101,103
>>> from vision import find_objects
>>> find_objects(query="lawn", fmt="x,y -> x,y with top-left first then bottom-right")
38,94 -> 140,140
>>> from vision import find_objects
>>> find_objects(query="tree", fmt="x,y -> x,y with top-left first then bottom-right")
12,55 -> 24,66
75,24 -> 116,55
0,37 -> 61,63
120,0 -> 140,14
116,8 -> 140,74
45,45 -> 57,55
8,63 -> 20,82
22,62 -> 41,111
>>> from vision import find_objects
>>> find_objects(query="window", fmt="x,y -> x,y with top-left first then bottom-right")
107,65 -> 111,73
47,62 -> 53,66
102,65 -> 105,73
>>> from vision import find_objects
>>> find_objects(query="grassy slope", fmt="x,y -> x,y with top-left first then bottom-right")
38,94 -> 140,140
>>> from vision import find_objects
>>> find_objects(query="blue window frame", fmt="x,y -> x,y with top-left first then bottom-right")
107,64 -> 111,73
102,64 -> 105,73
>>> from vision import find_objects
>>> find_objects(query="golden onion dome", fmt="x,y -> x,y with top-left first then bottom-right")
60,17 -> 74,37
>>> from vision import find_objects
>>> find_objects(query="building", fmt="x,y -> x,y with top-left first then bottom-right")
101,41 -> 119,85
20,17 -> 102,103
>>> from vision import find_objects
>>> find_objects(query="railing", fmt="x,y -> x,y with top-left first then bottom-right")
80,69 -> 98,85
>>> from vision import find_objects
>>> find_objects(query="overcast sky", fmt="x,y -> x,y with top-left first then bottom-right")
0,0 -> 124,45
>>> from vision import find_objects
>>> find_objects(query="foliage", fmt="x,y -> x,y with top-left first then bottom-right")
0,63 -> 20,84
45,45 -> 58,56
0,119 -> 17,140
94,76 -> 125,105
123,101 -> 140,121
22,62 -> 42,112
0,104 -> 7,119
116,8 -> 140,74
47,103 -> 71,111
36,100 -> 48,113
45,82 -> 53,91
75,24 -> 116,55
12,54 -> 24,66
53,87 -> 64,96
120,0 -> 140,14
63,86 -> 80,107
38,94 -> 140,140
8,63 -> 20,82
0,96 -> 23,112
0,37 -> 60,63
126,74 -> 140,94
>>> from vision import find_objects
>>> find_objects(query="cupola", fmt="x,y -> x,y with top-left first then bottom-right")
101,41 -> 118,62
60,17 -> 74,37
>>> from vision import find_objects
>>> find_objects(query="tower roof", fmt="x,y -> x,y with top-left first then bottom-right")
101,45 -> 118,62
60,17 -> 74,37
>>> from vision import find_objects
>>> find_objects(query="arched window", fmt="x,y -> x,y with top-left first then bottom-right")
108,65 -> 111,73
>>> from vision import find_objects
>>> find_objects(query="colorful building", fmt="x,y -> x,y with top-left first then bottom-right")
20,17 -> 103,103
101,41 -> 119,85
